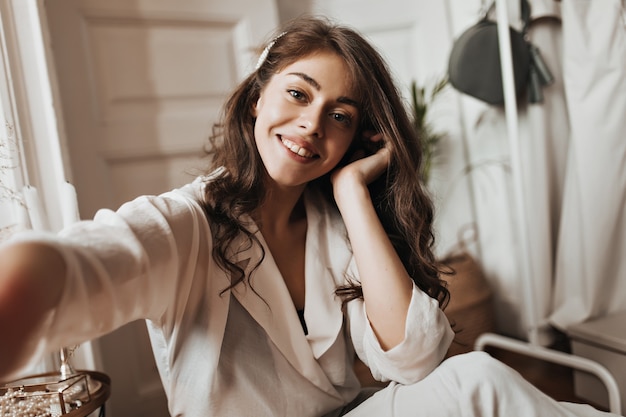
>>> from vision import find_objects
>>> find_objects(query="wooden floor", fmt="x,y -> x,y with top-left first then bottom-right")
486,331 -> 610,412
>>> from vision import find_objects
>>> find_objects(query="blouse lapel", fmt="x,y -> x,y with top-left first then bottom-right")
231,209 -> 344,399
302,192 -> 352,360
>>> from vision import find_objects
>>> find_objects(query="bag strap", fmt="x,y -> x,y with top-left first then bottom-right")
482,0 -> 531,33
479,1 -> 496,20
520,0 -> 531,34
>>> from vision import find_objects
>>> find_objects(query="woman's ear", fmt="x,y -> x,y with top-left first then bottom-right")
360,130 -> 385,156
253,94 -> 262,118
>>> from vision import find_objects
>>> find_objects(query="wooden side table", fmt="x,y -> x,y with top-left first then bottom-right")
64,371 -> 110,417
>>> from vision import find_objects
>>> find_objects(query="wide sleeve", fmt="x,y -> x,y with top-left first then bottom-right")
346,259 -> 454,385
3,181 -> 213,358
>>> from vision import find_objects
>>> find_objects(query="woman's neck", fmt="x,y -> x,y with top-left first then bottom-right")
255,183 -> 307,233
255,184 -> 308,311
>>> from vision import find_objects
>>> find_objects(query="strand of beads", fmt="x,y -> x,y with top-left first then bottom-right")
0,388 -> 62,417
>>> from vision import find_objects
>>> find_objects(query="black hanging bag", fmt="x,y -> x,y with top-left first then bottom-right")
447,0 -> 553,105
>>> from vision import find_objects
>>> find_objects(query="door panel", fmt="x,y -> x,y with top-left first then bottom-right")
45,0 -> 277,217
43,1 -> 278,416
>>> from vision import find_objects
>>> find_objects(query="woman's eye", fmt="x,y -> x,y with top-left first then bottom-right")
331,113 -> 351,126
287,89 -> 306,101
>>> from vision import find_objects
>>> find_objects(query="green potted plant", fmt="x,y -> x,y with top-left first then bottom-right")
410,77 -> 448,184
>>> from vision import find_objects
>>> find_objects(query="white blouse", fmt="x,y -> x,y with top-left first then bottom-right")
10,178 -> 454,416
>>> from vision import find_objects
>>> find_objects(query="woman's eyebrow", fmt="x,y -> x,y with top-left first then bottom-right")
288,72 -> 321,89
287,72 -> 359,108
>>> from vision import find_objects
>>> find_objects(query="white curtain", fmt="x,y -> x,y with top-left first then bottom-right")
549,0 -> 626,329
493,0 -> 626,339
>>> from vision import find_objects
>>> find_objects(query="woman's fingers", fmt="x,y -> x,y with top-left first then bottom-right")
332,143 -> 390,188
362,130 -> 384,143
364,146 -> 390,182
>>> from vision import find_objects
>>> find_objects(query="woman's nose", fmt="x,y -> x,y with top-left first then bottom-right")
299,106 -> 324,137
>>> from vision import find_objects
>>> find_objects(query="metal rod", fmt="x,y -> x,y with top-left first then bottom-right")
476,332 -> 622,414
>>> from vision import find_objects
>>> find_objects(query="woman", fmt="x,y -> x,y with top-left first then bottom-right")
0,15 -> 619,417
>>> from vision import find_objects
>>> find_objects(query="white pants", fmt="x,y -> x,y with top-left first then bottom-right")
345,352 -> 622,417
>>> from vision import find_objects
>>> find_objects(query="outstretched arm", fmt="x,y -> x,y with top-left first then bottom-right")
0,242 -> 66,379
331,138 -> 413,351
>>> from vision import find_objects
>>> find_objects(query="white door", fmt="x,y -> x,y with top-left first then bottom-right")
42,1 -> 278,416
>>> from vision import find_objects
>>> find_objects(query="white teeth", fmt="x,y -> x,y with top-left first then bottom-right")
281,138 -> 315,158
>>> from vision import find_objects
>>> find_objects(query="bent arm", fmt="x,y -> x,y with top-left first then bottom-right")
335,178 -> 412,350
347,281 -> 453,384
0,181 -> 212,382
0,242 -> 66,379
332,147 -> 414,350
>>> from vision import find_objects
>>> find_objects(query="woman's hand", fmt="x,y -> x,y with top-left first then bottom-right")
0,242 -> 65,379
330,131 -> 390,205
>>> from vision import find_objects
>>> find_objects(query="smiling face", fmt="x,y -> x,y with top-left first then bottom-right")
253,51 -> 360,189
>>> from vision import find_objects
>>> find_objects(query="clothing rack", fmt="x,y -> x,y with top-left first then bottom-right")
473,0 -> 622,414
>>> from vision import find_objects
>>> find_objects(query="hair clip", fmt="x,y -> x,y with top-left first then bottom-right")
255,32 -> 287,70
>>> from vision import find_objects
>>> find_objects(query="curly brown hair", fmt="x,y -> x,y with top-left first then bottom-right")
202,15 -> 449,308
